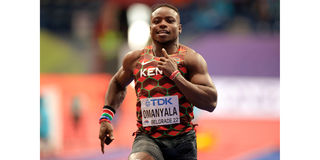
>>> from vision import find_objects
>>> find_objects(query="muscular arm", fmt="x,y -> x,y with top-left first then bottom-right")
99,51 -> 140,153
158,48 -> 217,112
174,53 -> 217,112
104,51 -> 140,111
104,67 -> 131,110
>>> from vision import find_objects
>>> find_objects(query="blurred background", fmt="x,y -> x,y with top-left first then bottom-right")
40,0 -> 279,160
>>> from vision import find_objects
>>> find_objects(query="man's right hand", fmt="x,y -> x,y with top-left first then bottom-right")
99,121 -> 114,154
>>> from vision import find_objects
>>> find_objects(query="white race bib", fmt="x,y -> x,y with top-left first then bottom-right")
141,95 -> 180,127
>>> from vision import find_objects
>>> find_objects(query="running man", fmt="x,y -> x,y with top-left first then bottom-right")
99,3 -> 218,160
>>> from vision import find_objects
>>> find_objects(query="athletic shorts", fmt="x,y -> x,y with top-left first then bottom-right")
130,130 -> 197,160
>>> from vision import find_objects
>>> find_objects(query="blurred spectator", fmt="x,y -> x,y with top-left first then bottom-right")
71,96 -> 82,130
193,0 -> 234,31
40,96 -> 51,157
40,0 -> 279,74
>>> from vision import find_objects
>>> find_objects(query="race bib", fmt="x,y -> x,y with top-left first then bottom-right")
141,95 -> 180,127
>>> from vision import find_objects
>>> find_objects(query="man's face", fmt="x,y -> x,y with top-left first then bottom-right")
150,7 -> 181,44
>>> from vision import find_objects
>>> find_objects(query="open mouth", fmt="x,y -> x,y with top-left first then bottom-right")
157,30 -> 169,35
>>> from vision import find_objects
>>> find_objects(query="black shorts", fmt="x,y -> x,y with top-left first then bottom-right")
130,130 -> 197,160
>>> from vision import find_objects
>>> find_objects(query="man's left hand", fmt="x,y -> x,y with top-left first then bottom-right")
157,48 -> 178,77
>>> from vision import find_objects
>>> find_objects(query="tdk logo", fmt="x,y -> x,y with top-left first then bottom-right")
146,100 -> 151,107
146,97 -> 172,106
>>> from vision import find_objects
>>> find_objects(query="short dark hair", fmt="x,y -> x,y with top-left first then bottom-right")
151,3 -> 180,15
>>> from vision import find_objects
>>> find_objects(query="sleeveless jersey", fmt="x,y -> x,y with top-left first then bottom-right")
133,45 -> 195,138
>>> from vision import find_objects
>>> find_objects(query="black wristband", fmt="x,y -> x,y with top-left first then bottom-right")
103,105 -> 116,114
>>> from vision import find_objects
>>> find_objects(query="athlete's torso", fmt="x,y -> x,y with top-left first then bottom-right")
133,45 -> 195,138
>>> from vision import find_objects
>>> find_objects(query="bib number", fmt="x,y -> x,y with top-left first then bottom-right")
141,95 -> 180,127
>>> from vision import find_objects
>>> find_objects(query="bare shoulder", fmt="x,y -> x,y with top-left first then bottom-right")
181,45 -> 208,72
122,49 -> 143,72
180,45 -> 214,87
123,50 -> 142,64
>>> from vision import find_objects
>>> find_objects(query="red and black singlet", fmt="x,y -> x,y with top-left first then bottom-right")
133,45 -> 196,138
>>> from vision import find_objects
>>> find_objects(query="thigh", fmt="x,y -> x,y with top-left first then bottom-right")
161,130 -> 198,160
129,152 -> 155,160
130,133 -> 164,160
175,131 -> 197,160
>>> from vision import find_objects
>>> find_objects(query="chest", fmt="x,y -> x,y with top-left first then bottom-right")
133,54 -> 187,80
